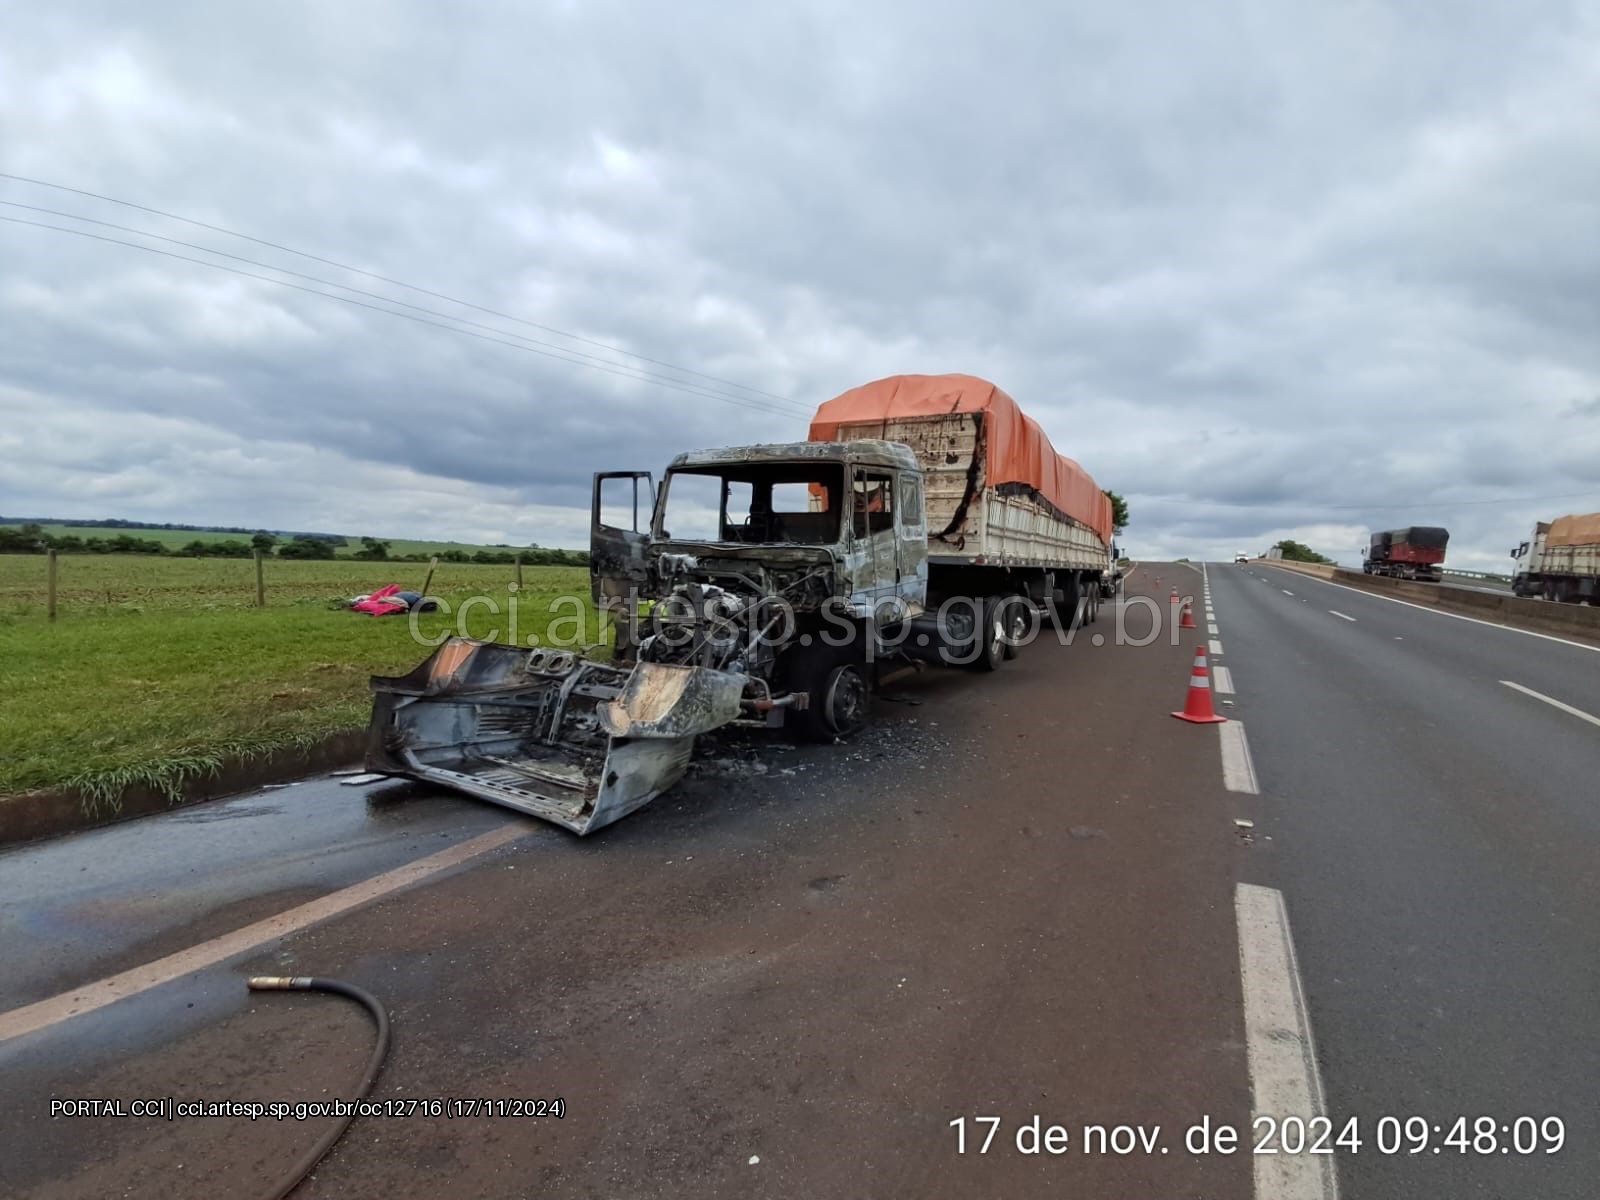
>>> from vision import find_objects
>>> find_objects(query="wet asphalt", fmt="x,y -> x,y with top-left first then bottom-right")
5,562 -> 1591,1198
2,568 -> 1257,1199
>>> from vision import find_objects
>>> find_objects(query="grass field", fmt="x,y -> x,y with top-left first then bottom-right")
1,556 -> 607,809
1,521 -> 543,559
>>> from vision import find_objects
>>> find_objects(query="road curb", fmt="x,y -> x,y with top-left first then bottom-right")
0,730 -> 368,848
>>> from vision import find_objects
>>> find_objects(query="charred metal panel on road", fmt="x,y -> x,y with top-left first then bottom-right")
368,640 -> 736,835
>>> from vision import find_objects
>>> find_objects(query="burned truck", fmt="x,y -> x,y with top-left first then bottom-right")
367,374 -> 1115,835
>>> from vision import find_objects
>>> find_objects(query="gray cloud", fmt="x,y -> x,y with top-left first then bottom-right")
3,0 -> 1598,570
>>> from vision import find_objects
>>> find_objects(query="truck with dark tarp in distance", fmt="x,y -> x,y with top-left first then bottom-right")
1364,527 -> 1449,581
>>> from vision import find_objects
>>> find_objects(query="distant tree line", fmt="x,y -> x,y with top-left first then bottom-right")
1273,539 -> 1336,565
0,525 -> 170,555
0,523 -> 587,565
0,515 -> 348,542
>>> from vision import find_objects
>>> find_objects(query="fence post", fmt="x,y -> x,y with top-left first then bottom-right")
253,548 -> 266,607
515,554 -> 524,590
47,549 -> 59,622
421,556 -> 438,599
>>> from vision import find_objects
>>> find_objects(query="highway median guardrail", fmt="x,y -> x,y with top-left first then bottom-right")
1258,559 -> 1600,642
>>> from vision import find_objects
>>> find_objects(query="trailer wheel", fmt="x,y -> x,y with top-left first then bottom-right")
974,596 -> 1007,672
1053,577 -> 1082,633
1000,595 -> 1030,660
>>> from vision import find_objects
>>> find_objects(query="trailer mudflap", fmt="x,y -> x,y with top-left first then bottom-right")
366,639 -> 745,835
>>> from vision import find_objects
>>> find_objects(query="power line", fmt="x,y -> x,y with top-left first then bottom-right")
1,215 -> 807,419
0,170 -> 801,408
0,200 -> 813,418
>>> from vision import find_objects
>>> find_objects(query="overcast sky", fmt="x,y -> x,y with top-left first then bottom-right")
3,1 -> 1597,567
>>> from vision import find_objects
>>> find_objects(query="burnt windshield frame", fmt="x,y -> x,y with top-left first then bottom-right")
656,462 -> 844,545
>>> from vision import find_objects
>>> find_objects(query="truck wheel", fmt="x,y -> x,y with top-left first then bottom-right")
974,596 -> 1007,672
817,663 -> 869,737
1054,577 -> 1082,632
785,644 -> 871,741
1000,595 -> 1030,660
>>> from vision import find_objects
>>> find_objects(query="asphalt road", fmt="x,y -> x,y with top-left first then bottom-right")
1217,562 -> 1599,1199
5,560 -> 1590,1198
0,568 -> 1259,1200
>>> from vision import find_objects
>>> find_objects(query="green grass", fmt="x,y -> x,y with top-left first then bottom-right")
1,522 -> 543,559
0,557 -> 608,808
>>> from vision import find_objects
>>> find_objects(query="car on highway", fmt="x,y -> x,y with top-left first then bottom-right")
1234,553 -> 1249,563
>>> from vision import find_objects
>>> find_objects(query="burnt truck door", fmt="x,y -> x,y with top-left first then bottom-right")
591,471 -> 654,606
896,469 -> 929,611
850,467 -> 903,616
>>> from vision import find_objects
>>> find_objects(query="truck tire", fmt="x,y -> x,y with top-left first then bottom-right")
1054,577 -> 1082,633
1000,595 -> 1031,660
974,596 -> 1007,672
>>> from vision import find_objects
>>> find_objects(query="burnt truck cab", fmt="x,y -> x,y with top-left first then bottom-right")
592,440 -> 931,739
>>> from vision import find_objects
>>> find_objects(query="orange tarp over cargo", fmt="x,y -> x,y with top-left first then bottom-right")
1547,513 -> 1600,548
808,374 -> 1114,545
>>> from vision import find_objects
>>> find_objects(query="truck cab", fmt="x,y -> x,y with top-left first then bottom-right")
590,440 -> 931,740
593,440 -> 928,624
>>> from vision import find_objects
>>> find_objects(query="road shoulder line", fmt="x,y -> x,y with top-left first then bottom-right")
1500,680 -> 1600,729
0,822 -> 529,1044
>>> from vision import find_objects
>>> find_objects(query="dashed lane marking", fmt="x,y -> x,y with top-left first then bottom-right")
1209,639 -> 1224,657
1329,611 -> 1355,621
1220,720 -> 1257,793
1212,665 -> 1234,695
1236,884 -> 1340,1200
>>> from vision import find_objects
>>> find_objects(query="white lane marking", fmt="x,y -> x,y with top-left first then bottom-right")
1220,721 -> 1257,792
1236,884 -> 1340,1200
1208,622 -> 1220,635
1500,681 -> 1600,729
1209,638 -> 1224,657
1281,589 -> 1295,596
1259,566 -> 1600,655
1328,611 -> 1355,621
0,823 -> 530,1044
1212,664 -> 1235,695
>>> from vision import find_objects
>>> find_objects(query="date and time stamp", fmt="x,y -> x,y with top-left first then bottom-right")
948,1113 -> 1567,1158
51,1099 -> 1567,1161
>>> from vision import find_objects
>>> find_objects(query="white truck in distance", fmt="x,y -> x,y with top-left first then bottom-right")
1511,514 -> 1600,604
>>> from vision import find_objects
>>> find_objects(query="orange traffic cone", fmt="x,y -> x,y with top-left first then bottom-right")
1179,598 -> 1197,630
1172,646 -> 1227,724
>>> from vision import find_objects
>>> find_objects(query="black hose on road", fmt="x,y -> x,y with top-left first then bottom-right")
245,975 -> 392,1200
